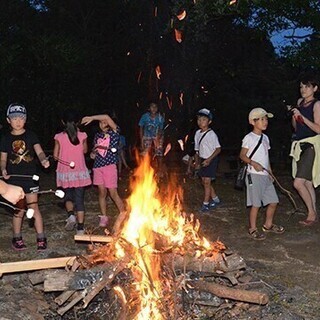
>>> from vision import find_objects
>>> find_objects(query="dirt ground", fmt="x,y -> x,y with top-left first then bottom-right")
0,158 -> 319,319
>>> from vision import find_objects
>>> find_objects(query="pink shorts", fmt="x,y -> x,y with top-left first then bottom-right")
93,164 -> 118,188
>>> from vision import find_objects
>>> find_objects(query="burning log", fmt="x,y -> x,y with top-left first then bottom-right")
189,281 -> 269,305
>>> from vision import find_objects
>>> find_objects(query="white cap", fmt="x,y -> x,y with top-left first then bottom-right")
248,107 -> 274,121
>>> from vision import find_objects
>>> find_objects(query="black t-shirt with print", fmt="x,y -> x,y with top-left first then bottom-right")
0,130 -> 40,175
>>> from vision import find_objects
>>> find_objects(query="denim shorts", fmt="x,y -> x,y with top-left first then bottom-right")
198,157 -> 219,179
63,187 -> 85,212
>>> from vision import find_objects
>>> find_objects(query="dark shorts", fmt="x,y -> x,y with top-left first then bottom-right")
63,187 -> 85,212
198,157 -> 219,179
296,144 -> 315,181
7,177 -> 39,194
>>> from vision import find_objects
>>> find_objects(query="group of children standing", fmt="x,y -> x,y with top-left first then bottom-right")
1,75 -> 319,250
0,104 -> 125,251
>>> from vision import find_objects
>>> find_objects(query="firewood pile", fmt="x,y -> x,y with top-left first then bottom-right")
18,233 -> 268,319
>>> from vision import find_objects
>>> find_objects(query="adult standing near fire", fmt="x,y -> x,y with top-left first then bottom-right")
289,75 -> 320,226
138,102 -> 165,177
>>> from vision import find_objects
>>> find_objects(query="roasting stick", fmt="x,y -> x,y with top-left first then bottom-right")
0,174 -> 39,180
47,155 -> 75,168
0,201 -> 35,218
0,256 -> 77,277
263,168 -> 300,218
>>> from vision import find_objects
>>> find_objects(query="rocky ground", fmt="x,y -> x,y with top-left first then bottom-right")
0,160 -> 319,320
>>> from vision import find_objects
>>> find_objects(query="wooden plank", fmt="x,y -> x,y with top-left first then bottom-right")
74,234 -> 113,243
0,256 -> 76,276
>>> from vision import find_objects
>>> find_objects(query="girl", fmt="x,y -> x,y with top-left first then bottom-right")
53,109 -> 91,234
81,113 -> 126,232
0,103 -> 49,251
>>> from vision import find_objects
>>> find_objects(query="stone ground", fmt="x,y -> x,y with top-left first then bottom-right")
0,160 -> 319,319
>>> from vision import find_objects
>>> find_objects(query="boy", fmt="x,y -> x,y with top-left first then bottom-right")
0,103 -> 50,250
240,107 -> 284,240
138,102 -> 165,176
194,108 -> 221,213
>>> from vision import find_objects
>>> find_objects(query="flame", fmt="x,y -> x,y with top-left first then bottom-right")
112,154 -> 223,319
88,154 -> 225,318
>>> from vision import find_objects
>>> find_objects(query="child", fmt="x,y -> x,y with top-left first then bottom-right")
138,102 -> 165,176
81,113 -> 126,231
290,75 -> 320,226
0,103 -> 50,251
194,108 -> 221,213
240,107 -> 284,240
53,108 -> 91,234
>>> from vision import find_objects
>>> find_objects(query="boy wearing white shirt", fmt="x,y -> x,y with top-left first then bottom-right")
194,108 -> 221,213
240,107 -> 285,240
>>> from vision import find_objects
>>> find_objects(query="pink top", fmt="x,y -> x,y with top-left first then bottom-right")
54,131 -> 92,188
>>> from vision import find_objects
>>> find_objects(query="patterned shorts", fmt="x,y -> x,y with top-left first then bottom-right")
142,137 -> 164,157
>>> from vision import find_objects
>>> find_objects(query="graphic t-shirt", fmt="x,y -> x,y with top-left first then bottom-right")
138,112 -> 164,138
0,130 -> 39,175
93,129 -> 119,168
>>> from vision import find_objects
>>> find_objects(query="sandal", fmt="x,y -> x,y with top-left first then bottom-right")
299,219 -> 318,227
248,229 -> 266,241
262,224 -> 285,234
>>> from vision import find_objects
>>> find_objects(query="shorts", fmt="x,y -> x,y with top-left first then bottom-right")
64,187 -> 85,212
93,164 -> 118,188
246,173 -> 279,207
7,177 -> 39,194
296,144 -> 315,181
198,157 -> 219,179
142,137 -> 164,157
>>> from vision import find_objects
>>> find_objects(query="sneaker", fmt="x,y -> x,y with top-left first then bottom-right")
12,237 -> 27,251
65,214 -> 77,231
199,204 -> 210,213
37,238 -> 47,251
99,215 -> 109,227
209,200 -> 217,209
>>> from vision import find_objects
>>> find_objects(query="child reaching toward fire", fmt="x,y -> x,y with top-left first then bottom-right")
239,107 -> 285,240
81,113 -> 126,234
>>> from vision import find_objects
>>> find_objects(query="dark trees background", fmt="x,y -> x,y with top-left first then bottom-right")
1,0 -> 320,155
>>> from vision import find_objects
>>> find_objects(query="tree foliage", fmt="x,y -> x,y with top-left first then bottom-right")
0,0 -> 319,150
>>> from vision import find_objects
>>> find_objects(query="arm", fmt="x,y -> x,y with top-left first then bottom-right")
0,152 -> 9,179
292,100 -> 320,134
34,144 -> 50,168
81,114 -> 117,131
0,180 -> 25,204
239,147 -> 263,172
83,138 -> 88,154
139,126 -> 144,148
53,139 -> 60,159
201,147 -> 221,167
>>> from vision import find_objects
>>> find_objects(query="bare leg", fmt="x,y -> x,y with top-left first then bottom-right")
12,198 -> 25,235
108,188 -> 126,236
264,203 -> 277,228
293,178 -> 317,220
108,188 -> 125,213
249,206 -> 260,231
202,177 -> 212,203
65,200 -> 74,213
97,185 -> 108,216
26,193 -> 44,234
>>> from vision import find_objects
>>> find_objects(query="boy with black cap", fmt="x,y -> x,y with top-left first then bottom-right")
0,103 -> 50,250
240,107 -> 284,240
194,108 -> 221,213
